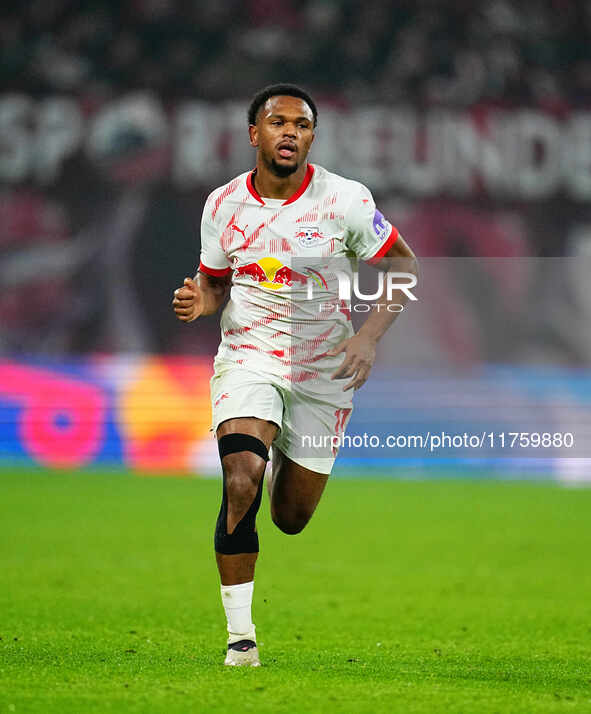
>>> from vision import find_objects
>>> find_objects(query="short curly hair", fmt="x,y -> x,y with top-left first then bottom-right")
247,84 -> 318,127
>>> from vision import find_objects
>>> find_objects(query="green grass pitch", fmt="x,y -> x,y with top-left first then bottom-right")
1,468 -> 591,714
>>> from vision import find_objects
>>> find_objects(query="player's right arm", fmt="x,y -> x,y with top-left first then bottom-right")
173,188 -> 233,322
172,272 -> 231,321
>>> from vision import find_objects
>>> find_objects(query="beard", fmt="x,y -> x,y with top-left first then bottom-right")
263,153 -> 299,178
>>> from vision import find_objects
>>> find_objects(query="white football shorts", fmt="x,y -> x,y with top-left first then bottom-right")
210,367 -> 353,475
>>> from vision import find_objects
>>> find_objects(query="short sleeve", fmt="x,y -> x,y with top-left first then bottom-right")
344,183 -> 399,263
198,198 -> 232,277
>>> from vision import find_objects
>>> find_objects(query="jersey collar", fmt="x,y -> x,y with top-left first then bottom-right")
246,163 -> 315,206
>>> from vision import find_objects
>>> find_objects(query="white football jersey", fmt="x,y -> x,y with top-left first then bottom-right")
199,163 -> 399,384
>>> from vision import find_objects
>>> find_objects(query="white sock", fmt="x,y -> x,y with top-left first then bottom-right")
221,581 -> 255,643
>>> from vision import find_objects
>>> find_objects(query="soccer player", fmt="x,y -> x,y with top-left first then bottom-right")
172,84 -> 417,666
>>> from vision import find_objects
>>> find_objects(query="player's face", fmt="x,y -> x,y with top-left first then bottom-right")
249,96 -> 315,177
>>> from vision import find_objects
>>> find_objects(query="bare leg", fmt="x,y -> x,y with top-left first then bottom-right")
269,447 -> 329,535
215,417 -> 278,585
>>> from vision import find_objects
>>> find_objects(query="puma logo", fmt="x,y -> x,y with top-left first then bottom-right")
214,392 -> 230,407
232,224 -> 248,239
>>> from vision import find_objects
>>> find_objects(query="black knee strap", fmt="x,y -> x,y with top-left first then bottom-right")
215,433 -> 268,555
218,433 -> 269,462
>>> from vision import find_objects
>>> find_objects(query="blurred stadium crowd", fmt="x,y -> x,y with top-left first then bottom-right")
1,1 -> 591,362
2,0 -> 591,105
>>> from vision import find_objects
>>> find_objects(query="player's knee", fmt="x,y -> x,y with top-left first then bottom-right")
222,452 -> 264,510
271,507 -> 311,535
215,434 -> 269,555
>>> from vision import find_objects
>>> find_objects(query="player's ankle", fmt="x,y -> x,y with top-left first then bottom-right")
228,625 -> 256,645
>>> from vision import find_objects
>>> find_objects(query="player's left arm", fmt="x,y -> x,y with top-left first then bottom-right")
330,185 -> 418,391
329,236 -> 417,390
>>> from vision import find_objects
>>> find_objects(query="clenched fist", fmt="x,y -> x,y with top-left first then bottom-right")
172,277 -> 203,322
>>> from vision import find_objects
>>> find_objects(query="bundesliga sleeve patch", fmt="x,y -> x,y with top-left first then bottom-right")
373,208 -> 392,243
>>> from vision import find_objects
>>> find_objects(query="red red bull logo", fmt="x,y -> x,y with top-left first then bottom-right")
234,257 -> 309,290
295,226 -> 325,247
